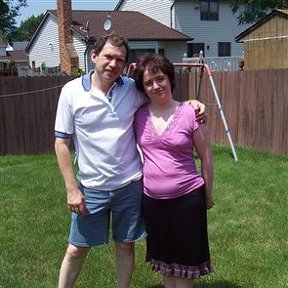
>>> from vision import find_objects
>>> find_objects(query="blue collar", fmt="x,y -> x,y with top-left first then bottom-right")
82,70 -> 124,91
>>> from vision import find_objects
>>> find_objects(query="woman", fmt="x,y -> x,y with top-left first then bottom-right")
133,53 -> 214,288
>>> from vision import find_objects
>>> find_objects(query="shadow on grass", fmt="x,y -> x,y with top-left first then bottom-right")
196,281 -> 243,288
147,280 -> 243,288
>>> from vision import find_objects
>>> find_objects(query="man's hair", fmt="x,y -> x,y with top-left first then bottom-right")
134,53 -> 175,92
91,33 -> 129,62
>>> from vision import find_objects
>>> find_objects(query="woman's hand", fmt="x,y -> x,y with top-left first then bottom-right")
206,194 -> 214,210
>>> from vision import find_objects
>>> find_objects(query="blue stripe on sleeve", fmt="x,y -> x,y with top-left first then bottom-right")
54,130 -> 72,139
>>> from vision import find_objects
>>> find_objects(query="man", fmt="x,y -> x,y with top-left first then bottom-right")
54,33 -> 206,288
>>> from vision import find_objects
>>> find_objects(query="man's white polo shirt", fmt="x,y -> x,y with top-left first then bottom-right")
55,71 -> 146,190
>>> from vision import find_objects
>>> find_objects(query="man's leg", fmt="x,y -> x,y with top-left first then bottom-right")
58,244 -> 90,288
115,241 -> 135,288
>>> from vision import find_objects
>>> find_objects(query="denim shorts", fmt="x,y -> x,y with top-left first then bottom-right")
68,179 -> 146,247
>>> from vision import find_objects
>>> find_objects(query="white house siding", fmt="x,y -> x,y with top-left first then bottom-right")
72,34 -> 86,70
116,0 -> 173,26
29,17 -> 60,68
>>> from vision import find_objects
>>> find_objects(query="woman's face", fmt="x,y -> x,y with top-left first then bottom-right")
142,69 -> 172,103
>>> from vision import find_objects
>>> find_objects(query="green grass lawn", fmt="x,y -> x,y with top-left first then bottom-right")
0,145 -> 287,288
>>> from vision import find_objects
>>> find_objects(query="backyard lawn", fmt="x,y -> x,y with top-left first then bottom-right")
0,145 -> 287,288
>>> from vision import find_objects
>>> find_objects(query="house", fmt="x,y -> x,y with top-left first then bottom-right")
235,9 -> 288,70
0,35 -> 29,75
25,0 -> 192,74
115,0 -> 251,58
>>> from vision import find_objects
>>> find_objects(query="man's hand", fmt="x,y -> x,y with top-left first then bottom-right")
185,99 -> 208,123
67,188 -> 87,216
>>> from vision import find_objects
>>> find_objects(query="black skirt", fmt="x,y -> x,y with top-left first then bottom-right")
143,184 -> 213,279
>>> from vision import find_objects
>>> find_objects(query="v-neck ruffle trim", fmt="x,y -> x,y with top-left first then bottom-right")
145,102 -> 183,138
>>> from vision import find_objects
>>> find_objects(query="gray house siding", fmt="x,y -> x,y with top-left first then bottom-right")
129,40 -> 187,62
174,0 -> 249,57
0,47 -> 6,57
159,41 -> 187,62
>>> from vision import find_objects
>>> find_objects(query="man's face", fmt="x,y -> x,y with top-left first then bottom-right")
91,41 -> 127,84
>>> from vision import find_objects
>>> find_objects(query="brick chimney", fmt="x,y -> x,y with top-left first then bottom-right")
57,0 -> 79,74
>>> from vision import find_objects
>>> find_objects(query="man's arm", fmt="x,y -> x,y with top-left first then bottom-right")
55,138 -> 86,216
185,100 -> 207,123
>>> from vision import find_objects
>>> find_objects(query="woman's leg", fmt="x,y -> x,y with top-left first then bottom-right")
163,275 -> 175,288
174,277 -> 194,288
163,275 -> 194,288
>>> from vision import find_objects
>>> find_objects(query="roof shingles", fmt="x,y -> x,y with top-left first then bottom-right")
50,10 -> 191,41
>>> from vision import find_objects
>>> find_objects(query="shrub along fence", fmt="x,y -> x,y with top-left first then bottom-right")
0,69 -> 287,156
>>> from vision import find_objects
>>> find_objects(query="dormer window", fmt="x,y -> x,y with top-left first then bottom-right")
200,0 -> 219,21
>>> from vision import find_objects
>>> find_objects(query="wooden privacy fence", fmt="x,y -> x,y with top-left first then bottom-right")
0,69 -> 287,156
174,68 -> 288,156
0,76 -> 75,154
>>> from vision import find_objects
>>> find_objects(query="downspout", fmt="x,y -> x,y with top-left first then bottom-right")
170,0 -> 176,28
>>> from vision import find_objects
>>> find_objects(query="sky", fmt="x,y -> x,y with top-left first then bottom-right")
16,0 -> 119,26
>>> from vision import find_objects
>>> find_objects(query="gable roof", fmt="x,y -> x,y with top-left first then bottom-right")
0,50 -> 28,63
26,10 -> 191,52
235,9 -> 288,42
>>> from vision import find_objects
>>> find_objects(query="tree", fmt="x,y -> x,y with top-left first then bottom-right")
230,0 -> 288,24
0,0 -> 27,41
11,13 -> 44,41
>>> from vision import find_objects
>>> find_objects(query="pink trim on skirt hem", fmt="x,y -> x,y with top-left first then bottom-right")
150,259 -> 213,279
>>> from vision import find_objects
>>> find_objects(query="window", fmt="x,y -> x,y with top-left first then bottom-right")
218,42 -> 231,57
187,43 -> 205,57
200,0 -> 219,21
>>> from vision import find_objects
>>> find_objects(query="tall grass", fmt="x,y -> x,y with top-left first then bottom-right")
0,145 -> 287,288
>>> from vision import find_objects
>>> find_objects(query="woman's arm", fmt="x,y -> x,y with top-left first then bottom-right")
193,123 -> 214,209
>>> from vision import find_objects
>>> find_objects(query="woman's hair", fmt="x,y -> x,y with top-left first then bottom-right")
91,33 -> 129,62
134,53 -> 175,92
